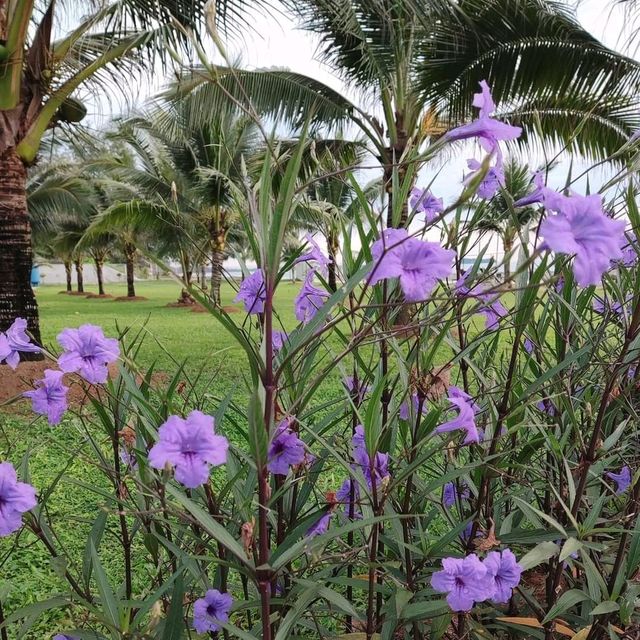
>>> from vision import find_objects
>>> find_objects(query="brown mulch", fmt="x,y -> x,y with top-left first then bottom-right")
114,296 -> 148,302
190,304 -> 240,313
66,291 -> 90,296
0,361 -> 168,415
85,293 -> 113,299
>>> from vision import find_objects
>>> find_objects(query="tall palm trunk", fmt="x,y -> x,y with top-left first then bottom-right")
327,229 -> 339,293
124,243 -> 136,298
64,260 -> 72,292
383,114 -> 410,229
0,149 -> 42,350
94,258 -> 105,295
74,258 -> 84,293
210,245 -> 224,306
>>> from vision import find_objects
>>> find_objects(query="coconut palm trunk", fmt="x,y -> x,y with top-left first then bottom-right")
64,260 -> 73,292
124,243 -> 136,298
94,258 -> 105,295
0,149 -> 42,348
210,245 -> 225,306
74,258 -> 84,293
327,230 -> 339,292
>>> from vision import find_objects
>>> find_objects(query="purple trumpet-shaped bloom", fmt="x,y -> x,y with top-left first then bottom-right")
336,478 -> 361,518
296,234 -> 331,275
431,554 -> 494,611
539,193 -> 626,287
616,233 -> 638,267
484,549 -> 523,603
369,228 -> 454,302
448,386 -> 480,414
443,482 -> 470,509
514,172 -> 551,208
410,188 -> 444,222
148,410 -> 228,488
53,635 -> 78,640
456,273 -> 508,330
0,318 -> 41,370
435,391 -> 480,445
235,268 -> 266,314
0,462 -> 37,537
193,589 -> 233,634
306,511 -> 332,538
464,158 -> 505,200
606,466 -> 631,495
445,81 -> 522,153
268,418 -> 305,475
352,425 -> 390,490
272,330 -> 288,352
399,392 -> 428,420
524,338 -> 534,354
343,376 -> 370,405
294,271 -> 329,324
23,369 -> 69,426
57,324 -> 119,385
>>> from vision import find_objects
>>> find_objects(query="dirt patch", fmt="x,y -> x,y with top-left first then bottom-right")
114,296 -> 148,302
66,291 -> 90,296
85,293 -> 113,299
1,361 -> 169,415
190,304 -> 240,314
58,290 -> 73,295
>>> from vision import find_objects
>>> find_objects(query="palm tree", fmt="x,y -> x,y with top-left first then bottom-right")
0,0 -> 208,343
472,159 -> 541,282
172,0 -> 640,231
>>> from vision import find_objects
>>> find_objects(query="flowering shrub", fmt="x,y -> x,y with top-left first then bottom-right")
1,82 -> 639,640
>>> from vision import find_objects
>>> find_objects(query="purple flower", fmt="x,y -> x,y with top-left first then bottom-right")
369,229 -> 454,302
536,398 -> 557,416
410,188 -> 444,222
445,81 -> 522,153
443,482 -> 470,509
435,390 -> 479,445
616,234 -> 637,267
235,268 -> 266,314
344,376 -> 370,405
53,635 -> 78,640
483,549 -> 523,603
120,448 -> 138,469
0,462 -> 37,537
268,418 -> 305,475
481,298 -> 508,330
0,318 -> 40,369
352,425 -> 390,490
306,511 -> 332,538
464,158 -> 505,200
593,296 -> 628,316
456,273 -> 507,329
296,234 -> 331,275
193,589 -> 233,634
448,386 -> 480,414
23,369 -> 69,426
148,410 -> 228,488
399,392 -> 427,420
57,324 -> 119,385
272,330 -> 288,352
431,554 -> 494,611
294,271 -> 329,324
524,338 -> 534,354
514,172 -> 550,208
539,193 -> 626,287
336,478 -> 361,518
606,466 -> 631,495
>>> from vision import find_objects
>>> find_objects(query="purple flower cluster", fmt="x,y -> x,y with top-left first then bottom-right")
53,635 -> 78,640
443,481 -> 470,509
148,410 -> 229,488
435,386 -> 480,444
268,417 -> 305,475
0,462 -> 37,537
294,271 -> 329,323
193,589 -> 233,634
431,549 -> 522,611
57,324 -> 119,384
306,511 -> 333,538
0,318 -> 41,369
410,187 -> 444,222
369,228 -> 454,302
235,268 -> 266,314
23,369 -> 69,426
464,158 -> 505,200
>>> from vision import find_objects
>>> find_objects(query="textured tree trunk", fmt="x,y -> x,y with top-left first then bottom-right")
0,148 -> 42,352
95,258 -> 105,295
74,258 -> 84,293
124,243 -> 136,297
503,233 -> 514,284
64,260 -> 72,292
210,246 -> 224,306
383,115 -> 409,229
327,230 -> 339,292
